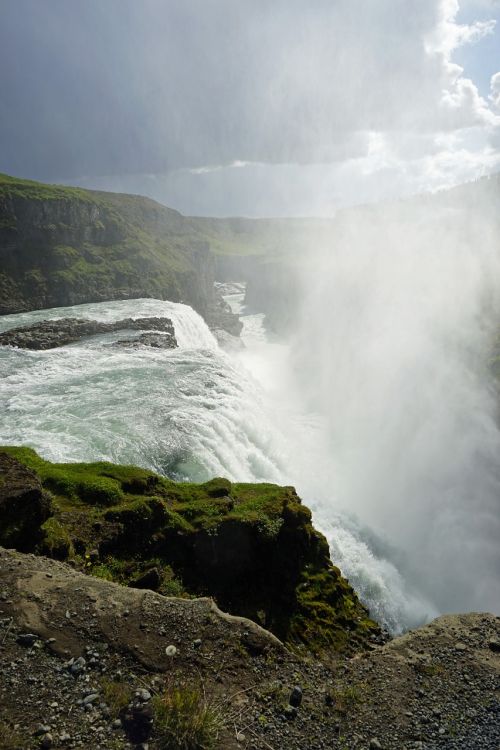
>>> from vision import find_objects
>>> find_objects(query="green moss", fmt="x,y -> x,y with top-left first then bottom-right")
153,683 -> 224,750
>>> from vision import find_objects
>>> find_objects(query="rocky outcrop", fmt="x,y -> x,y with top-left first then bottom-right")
0,446 -> 381,654
0,174 -> 241,335
0,453 -> 51,551
204,290 -> 243,336
0,316 -> 177,350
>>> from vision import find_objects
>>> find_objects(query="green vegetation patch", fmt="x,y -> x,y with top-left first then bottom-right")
152,682 -> 224,750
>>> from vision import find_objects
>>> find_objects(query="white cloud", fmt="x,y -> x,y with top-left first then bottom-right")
490,72 -> 500,108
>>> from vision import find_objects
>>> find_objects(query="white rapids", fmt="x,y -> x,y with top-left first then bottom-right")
0,293 -> 444,632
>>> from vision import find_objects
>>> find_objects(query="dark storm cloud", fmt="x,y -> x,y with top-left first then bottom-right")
0,0 -> 496,184
0,0 -> 443,180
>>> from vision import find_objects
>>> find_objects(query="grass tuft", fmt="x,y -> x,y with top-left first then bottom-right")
153,683 -> 224,750
0,722 -> 24,750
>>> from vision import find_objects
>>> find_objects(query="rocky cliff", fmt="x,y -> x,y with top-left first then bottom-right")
0,174 -> 235,330
0,447 -> 380,654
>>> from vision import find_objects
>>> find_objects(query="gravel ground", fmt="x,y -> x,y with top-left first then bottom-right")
1,547 -> 499,750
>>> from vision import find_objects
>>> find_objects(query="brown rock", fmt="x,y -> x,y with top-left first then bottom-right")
0,452 -> 51,551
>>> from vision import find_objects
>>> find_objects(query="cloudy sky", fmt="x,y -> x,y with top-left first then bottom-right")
1,0 -> 499,215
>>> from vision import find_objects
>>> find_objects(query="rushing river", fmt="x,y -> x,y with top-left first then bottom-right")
0,293 -> 439,632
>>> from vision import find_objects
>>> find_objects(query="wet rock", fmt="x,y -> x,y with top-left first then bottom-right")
113,332 -> 177,349
0,317 -> 177,350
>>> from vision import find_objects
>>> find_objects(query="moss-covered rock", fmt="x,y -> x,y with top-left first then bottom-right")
0,452 -> 51,551
0,445 -> 380,652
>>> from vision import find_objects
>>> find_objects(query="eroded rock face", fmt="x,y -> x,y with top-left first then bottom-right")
0,316 -> 177,350
0,453 -> 51,550
0,546 -> 283,666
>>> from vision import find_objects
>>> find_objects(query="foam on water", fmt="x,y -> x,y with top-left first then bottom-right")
0,295 -> 438,631
0,298 -> 284,481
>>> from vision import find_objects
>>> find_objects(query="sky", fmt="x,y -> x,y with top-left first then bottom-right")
0,0 -> 499,216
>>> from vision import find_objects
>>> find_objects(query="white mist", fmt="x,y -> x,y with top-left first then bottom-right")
282,194 -> 500,622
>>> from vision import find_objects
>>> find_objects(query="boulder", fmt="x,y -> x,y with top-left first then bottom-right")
0,452 -> 51,550
0,316 -> 177,350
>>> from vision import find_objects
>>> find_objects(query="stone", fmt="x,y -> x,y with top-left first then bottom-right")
369,740 -> 382,750
0,453 -> 50,551
17,632 -> 39,647
82,693 -> 99,705
70,656 -> 86,675
40,734 -> 53,749
128,567 -> 161,592
33,725 -> 51,736
121,702 -> 154,743
289,686 -> 303,708
284,705 -> 297,719
135,689 -> 152,702
0,317 -> 177,350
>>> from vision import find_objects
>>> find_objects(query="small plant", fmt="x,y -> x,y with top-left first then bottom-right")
330,684 -> 364,714
153,682 -> 223,750
414,661 -> 444,677
0,722 -> 23,750
100,677 -> 133,717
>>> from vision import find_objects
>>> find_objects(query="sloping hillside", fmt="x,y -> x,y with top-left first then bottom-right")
0,174 -> 216,317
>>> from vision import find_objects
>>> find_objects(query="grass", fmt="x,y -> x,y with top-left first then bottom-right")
100,677 -> 133,717
153,683 -> 224,750
0,722 -> 24,750
329,684 -> 365,714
